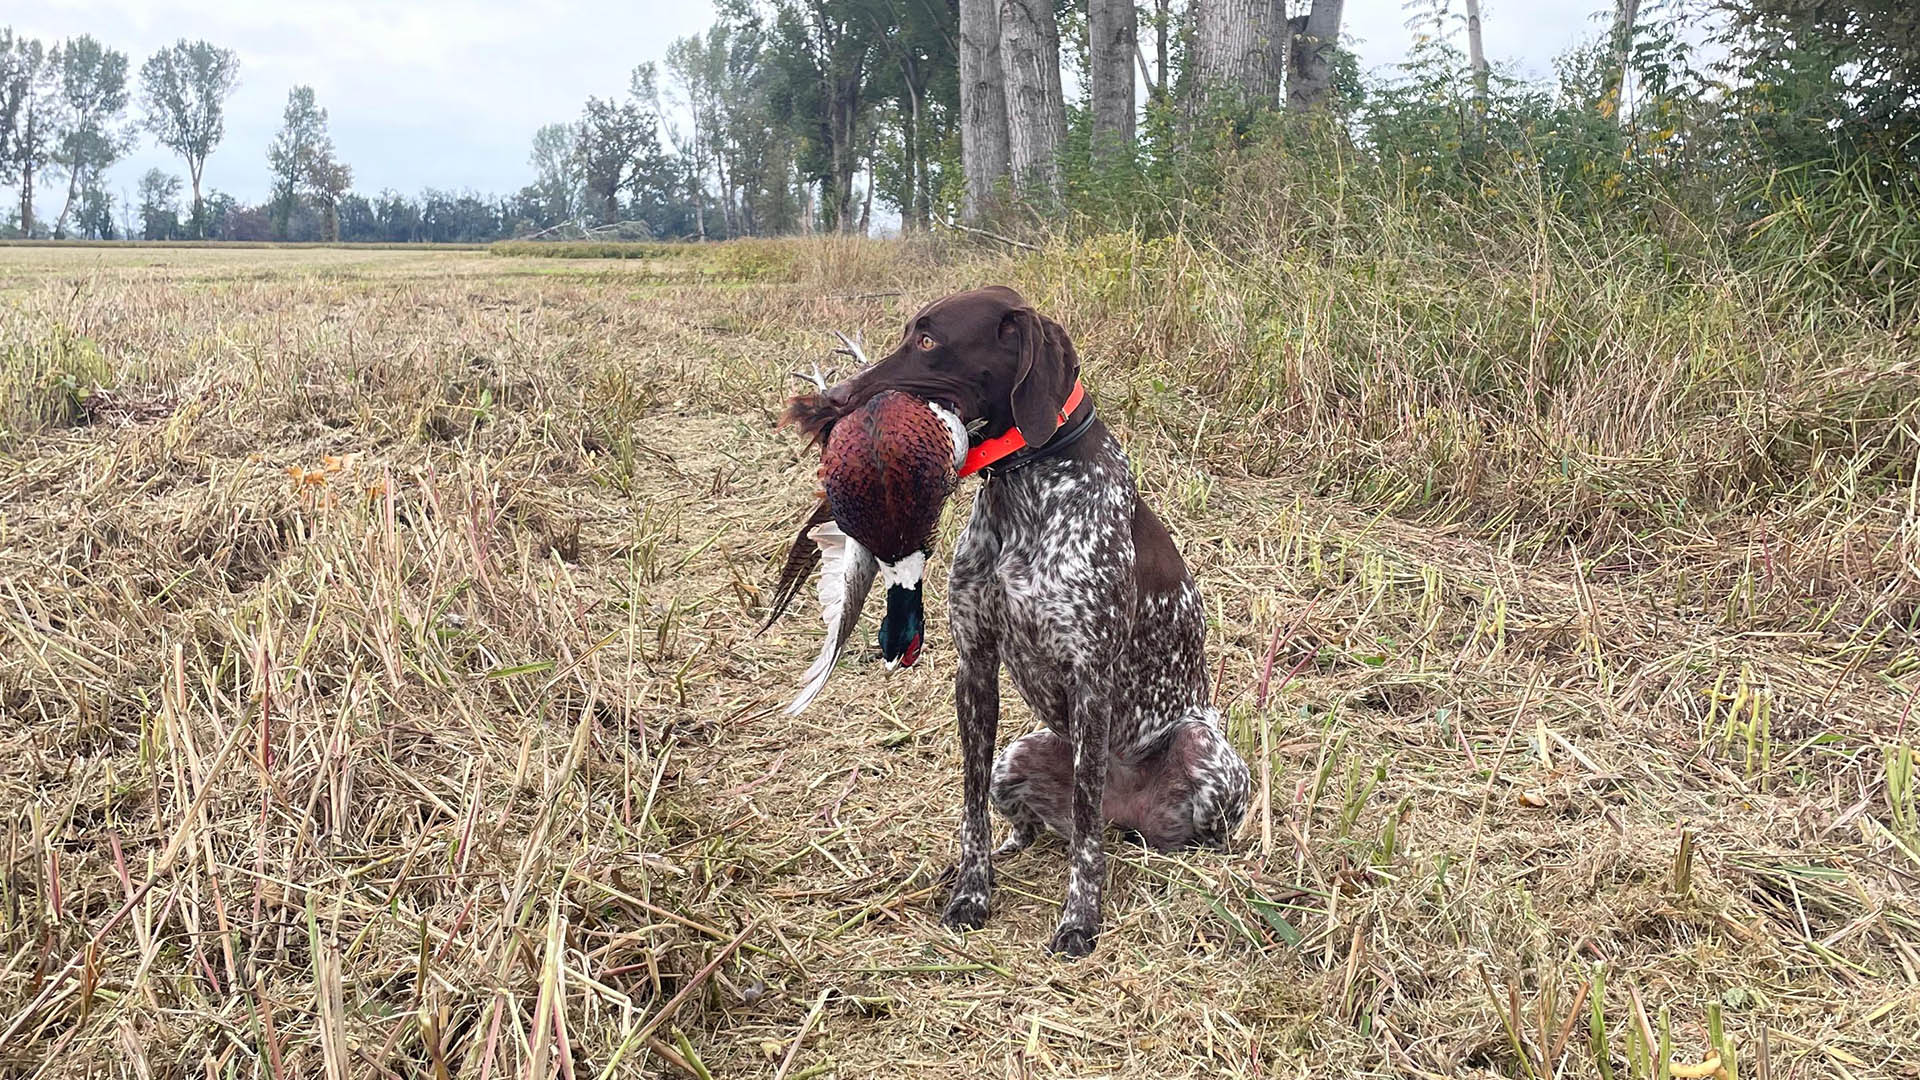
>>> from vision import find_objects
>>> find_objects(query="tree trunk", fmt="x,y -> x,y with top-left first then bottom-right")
1285,0 -> 1344,113
715,152 -> 735,239
1000,0 -> 1067,209
826,75 -> 861,232
1155,0 -> 1170,103
1192,0 -> 1286,115
19,162 -> 33,239
959,0 -> 1011,223
901,87 -> 920,233
1090,0 -> 1137,159
1464,0 -> 1488,109
188,158 -> 206,239
54,167 -> 83,239
1604,0 -> 1640,124
18,100 -> 37,237
859,140 -> 876,235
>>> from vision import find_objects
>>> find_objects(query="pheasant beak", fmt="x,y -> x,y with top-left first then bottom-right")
887,632 -> 923,671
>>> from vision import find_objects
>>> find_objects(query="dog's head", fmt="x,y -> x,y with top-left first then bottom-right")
787,286 -> 1079,449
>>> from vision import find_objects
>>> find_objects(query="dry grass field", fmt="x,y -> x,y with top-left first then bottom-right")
2,238 -> 1916,1079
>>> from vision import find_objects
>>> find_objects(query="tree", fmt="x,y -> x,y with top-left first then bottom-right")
1000,0 -> 1067,207
667,32 -> 726,238
576,94 -> 659,226
266,86 -> 319,238
138,40 -> 239,238
1603,0 -> 1640,123
0,29 -> 30,173
2,32 -> 54,237
136,167 -> 181,239
76,180 -> 114,239
374,189 -> 422,242
265,86 -> 351,241
715,10 -> 805,235
867,0 -> 957,232
305,148 -> 351,242
626,65 -> 696,238
958,0 -> 1010,221
337,193 -> 376,241
1192,0 -> 1286,115
770,0 -> 885,232
48,36 -> 132,238
1716,0 -> 1920,159
1146,0 -> 1171,105
1286,0 -> 1346,113
1089,0 -> 1137,158
525,122 -> 583,230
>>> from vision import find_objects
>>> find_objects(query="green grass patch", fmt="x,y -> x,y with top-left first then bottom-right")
0,320 -> 113,442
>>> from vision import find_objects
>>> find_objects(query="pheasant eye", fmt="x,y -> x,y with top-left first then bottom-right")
918,334 -> 937,351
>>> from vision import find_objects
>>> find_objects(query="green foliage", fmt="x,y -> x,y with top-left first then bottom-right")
1717,0 -> 1920,162
1027,2 -> 1920,321
136,168 -> 181,240
0,320 -> 112,442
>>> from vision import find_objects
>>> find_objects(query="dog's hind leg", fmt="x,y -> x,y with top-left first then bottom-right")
1146,716 -> 1250,852
990,730 -> 1074,854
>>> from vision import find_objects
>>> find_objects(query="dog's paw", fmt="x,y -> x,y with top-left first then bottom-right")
992,826 -> 1037,859
941,892 -> 990,931
1047,922 -> 1098,959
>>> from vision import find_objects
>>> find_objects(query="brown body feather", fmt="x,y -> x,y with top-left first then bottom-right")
821,392 -> 955,564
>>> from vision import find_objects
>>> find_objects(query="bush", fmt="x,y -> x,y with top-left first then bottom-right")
0,320 -> 114,442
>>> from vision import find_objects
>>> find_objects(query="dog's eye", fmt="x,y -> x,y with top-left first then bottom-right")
917,334 -> 937,351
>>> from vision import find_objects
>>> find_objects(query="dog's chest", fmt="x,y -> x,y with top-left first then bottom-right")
948,458 -> 1134,727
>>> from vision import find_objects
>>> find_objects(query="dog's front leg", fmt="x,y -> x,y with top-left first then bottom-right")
1050,665 -> 1113,958
942,636 -> 1000,930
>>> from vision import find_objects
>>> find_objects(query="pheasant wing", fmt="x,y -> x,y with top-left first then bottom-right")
756,500 -> 835,638
786,518 -> 878,715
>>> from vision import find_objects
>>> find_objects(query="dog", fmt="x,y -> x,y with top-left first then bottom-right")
786,286 -> 1249,957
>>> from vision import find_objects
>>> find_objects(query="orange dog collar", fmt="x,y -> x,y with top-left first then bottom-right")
958,381 -> 1088,478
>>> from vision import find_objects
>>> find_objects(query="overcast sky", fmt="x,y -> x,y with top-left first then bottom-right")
15,1 -> 1615,208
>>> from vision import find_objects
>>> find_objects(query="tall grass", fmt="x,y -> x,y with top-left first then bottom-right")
1002,135 -> 1919,636
0,316 -> 114,442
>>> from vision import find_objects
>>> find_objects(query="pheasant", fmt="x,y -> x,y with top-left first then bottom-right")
763,389 -> 966,713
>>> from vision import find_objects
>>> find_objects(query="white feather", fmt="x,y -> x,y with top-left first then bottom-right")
928,403 -> 968,470
879,550 -> 926,589
786,518 -> 878,715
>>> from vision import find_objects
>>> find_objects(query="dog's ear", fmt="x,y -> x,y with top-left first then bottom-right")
1003,307 -> 1078,445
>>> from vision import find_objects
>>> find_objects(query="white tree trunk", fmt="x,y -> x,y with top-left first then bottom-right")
1090,0 -> 1137,159
1285,0 -> 1343,113
1000,0 -> 1068,208
960,0 -> 1012,222
1464,0 -> 1488,110
1606,0 -> 1640,125
1192,0 -> 1286,114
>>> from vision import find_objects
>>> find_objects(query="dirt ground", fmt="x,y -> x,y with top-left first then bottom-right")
2,244 -> 1915,1078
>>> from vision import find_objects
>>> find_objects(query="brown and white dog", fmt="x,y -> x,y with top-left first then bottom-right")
783,286 -> 1248,957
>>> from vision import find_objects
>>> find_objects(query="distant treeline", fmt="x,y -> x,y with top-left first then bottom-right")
4,1 -> 1918,253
